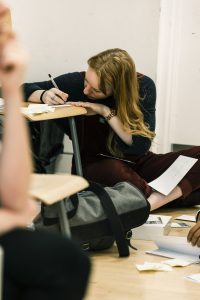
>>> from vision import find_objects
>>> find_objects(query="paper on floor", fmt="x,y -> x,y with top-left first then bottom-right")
136,262 -> 172,272
146,236 -> 200,263
185,273 -> 200,283
175,215 -> 196,222
171,222 -> 191,228
162,258 -> 193,267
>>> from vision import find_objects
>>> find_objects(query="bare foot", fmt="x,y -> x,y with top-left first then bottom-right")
148,186 -> 182,211
148,191 -> 165,211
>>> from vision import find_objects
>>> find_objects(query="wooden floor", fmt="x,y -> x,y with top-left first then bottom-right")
85,207 -> 200,300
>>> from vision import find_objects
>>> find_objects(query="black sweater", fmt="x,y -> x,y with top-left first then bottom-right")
23,72 -> 156,157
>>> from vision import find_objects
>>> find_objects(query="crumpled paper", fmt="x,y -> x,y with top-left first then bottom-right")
136,262 -> 172,272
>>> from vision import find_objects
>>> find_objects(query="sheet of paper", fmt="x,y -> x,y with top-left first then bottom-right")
175,215 -> 196,222
21,104 -> 55,114
185,273 -> 200,282
146,215 -> 163,224
171,222 -> 191,228
148,155 -> 198,195
162,258 -> 193,267
146,236 -> 200,263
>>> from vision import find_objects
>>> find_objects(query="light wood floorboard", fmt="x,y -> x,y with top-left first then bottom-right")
85,207 -> 200,300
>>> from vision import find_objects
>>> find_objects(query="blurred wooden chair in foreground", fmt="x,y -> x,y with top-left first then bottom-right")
30,173 -> 89,236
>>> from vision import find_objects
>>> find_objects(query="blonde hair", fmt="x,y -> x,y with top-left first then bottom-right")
88,48 -> 155,157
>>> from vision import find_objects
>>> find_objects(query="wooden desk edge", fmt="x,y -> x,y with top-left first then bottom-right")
23,104 -> 87,121
0,103 -> 87,121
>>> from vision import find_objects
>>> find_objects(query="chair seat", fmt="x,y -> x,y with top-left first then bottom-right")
30,173 -> 88,205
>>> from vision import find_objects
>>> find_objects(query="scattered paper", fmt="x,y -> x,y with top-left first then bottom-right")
175,215 -> 196,222
148,155 -> 198,195
162,258 -> 193,267
171,222 -> 191,228
185,273 -> 200,283
146,236 -> 200,263
132,214 -> 172,241
136,262 -> 172,272
146,215 -> 163,224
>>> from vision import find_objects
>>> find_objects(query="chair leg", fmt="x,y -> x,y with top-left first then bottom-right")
68,117 -> 83,176
56,200 -> 71,237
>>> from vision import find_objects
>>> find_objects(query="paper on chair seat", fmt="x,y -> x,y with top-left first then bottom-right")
146,236 -> 200,263
21,104 -> 55,115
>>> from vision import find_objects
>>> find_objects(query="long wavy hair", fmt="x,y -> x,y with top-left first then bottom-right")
88,48 -> 155,157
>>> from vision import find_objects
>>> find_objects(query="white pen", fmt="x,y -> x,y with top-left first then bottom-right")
48,73 -> 59,89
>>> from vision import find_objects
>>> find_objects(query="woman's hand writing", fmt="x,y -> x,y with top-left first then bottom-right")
42,88 -> 68,105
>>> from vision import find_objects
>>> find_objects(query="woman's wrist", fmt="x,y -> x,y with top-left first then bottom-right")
40,90 -> 46,103
104,108 -> 116,121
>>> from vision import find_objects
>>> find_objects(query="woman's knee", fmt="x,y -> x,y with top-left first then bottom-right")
83,159 -> 133,184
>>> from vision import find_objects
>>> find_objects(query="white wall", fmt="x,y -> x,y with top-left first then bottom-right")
155,0 -> 200,153
6,0 -> 160,82
5,0 -> 161,172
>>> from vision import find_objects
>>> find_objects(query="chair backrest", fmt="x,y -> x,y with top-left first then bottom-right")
0,246 -> 3,300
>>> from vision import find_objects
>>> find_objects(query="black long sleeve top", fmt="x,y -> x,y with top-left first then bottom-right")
23,72 -> 156,157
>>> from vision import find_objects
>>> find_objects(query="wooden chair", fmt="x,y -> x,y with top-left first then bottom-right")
30,173 -> 89,236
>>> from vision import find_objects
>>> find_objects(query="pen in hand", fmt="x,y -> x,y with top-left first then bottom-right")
48,73 -> 68,105
48,73 -> 59,89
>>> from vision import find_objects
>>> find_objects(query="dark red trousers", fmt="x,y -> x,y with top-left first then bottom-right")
82,147 -> 200,198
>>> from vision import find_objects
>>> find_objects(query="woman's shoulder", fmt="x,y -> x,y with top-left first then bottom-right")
137,72 -> 155,88
56,71 -> 85,82
55,72 -> 85,92
137,72 -> 156,105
